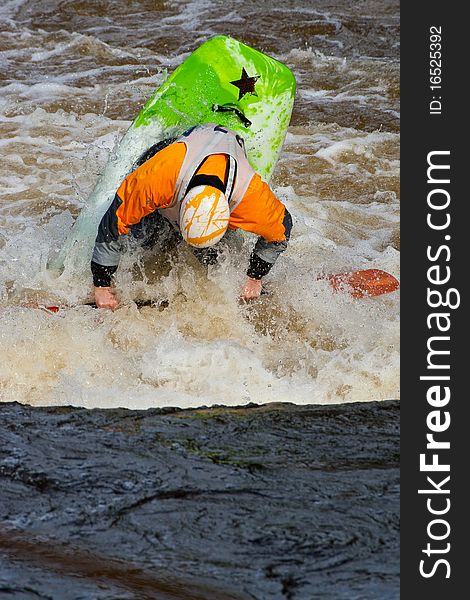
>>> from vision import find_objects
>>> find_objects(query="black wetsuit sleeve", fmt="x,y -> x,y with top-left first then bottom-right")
91,194 -> 123,286
91,261 -> 118,287
247,253 -> 273,280
246,208 -> 293,280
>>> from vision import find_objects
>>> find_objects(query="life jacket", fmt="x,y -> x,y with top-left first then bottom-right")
158,123 -> 256,226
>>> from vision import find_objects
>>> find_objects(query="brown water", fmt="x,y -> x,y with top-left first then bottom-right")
0,0 -> 399,408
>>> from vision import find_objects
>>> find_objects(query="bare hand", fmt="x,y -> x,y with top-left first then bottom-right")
94,287 -> 119,310
240,277 -> 262,302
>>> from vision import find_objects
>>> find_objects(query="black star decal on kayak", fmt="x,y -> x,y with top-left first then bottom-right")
230,68 -> 260,100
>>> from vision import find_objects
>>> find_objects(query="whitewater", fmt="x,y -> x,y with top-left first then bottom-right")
0,0 -> 399,408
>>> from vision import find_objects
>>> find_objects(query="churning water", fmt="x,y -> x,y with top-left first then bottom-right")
0,0 -> 399,408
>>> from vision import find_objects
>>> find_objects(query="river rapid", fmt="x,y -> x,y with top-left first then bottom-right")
0,0 -> 399,408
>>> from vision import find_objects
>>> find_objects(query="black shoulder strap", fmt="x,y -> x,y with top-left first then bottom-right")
187,173 -> 226,193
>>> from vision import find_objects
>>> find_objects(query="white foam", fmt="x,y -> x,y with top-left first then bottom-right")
314,130 -> 397,164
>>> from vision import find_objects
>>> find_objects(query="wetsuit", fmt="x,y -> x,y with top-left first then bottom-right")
91,124 -> 292,287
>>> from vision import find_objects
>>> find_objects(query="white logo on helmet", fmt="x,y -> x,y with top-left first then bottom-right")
179,185 -> 230,248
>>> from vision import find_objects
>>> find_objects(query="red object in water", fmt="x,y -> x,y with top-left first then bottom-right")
326,269 -> 399,299
43,305 -> 61,313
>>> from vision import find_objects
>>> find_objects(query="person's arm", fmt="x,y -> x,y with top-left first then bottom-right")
229,175 -> 293,300
90,143 -> 185,309
91,170 -> 160,309
91,194 -> 124,309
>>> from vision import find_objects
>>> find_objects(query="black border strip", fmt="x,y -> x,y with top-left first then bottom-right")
401,4 -> 467,597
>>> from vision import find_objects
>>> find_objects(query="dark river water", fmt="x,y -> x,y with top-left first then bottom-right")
0,400 -> 400,599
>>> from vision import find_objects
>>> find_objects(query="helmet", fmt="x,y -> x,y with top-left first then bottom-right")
179,185 -> 230,248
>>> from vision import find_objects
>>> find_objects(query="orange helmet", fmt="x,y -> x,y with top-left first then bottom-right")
179,185 -> 230,248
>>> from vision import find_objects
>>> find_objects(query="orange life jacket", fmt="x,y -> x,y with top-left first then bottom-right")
115,124 -> 288,242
